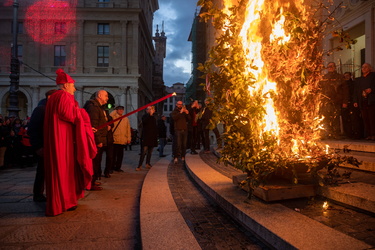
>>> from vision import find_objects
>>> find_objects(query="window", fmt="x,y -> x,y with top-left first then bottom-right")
11,22 -> 23,34
97,23 -> 110,35
98,0 -> 110,7
17,45 -> 23,61
54,45 -> 66,66
55,22 -> 66,34
97,46 -> 109,67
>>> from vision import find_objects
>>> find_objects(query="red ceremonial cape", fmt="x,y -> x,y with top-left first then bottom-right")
44,90 -> 94,216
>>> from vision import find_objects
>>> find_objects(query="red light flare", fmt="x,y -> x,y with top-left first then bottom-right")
3,0 -> 13,7
24,0 -> 77,45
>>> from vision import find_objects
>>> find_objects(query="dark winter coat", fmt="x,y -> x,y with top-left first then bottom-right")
83,99 -> 108,146
28,98 -> 47,150
171,107 -> 190,130
141,113 -> 158,147
157,118 -> 167,139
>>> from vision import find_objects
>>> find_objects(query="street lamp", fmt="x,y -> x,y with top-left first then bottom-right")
8,0 -> 20,117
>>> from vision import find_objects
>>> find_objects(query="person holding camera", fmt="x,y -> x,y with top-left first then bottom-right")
171,101 -> 190,164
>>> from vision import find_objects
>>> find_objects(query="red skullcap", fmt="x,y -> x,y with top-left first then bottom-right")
55,69 -> 75,85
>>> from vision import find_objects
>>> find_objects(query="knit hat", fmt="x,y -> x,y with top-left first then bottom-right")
55,69 -> 75,85
115,106 -> 125,110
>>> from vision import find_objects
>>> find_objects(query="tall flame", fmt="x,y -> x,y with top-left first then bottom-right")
241,0 -> 283,137
219,0 -> 325,158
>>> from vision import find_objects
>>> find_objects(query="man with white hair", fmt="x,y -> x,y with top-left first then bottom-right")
84,90 -> 110,189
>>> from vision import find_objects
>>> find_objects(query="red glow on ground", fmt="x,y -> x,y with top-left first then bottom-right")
24,0 -> 77,45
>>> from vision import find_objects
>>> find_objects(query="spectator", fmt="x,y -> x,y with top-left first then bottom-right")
4,130 -> 21,167
110,106 -> 131,172
320,62 -> 349,139
136,106 -> 158,171
28,89 -> 58,202
353,63 -> 375,140
83,90 -> 110,187
189,100 -> 200,155
342,72 -> 363,139
12,118 -> 22,135
158,115 -> 167,157
0,119 -> 8,168
200,98 -> 214,154
171,101 -> 190,163
18,119 -> 34,167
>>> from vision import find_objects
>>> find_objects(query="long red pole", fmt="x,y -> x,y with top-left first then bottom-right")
95,92 -> 176,130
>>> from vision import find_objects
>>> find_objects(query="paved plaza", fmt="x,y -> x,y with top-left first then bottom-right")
0,142 -> 374,249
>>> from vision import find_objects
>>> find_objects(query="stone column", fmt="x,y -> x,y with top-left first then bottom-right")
128,86 -> 138,128
121,20 -> 128,73
130,21 -> 139,74
119,86 -> 126,108
31,85 -> 40,111
75,86 -> 83,106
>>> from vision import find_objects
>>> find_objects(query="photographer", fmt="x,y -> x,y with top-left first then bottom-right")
171,101 -> 190,164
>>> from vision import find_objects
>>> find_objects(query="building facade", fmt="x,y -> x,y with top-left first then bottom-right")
0,0 -> 161,128
322,0 -> 375,76
186,9 -> 206,105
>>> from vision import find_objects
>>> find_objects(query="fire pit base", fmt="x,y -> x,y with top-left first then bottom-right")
233,174 -> 316,202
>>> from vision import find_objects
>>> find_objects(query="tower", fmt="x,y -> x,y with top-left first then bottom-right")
152,22 -> 167,114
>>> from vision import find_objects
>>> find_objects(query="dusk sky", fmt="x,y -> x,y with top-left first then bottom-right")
154,0 -> 200,86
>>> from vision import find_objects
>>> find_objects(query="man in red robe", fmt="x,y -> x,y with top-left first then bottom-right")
44,69 -> 95,216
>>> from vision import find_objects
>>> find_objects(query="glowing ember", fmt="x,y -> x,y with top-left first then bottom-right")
24,0 -> 77,45
323,201 -> 329,210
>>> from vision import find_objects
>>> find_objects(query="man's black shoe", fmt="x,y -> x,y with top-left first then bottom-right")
33,195 -> 47,202
115,169 -> 124,172
159,155 -> 167,157
67,205 -> 77,211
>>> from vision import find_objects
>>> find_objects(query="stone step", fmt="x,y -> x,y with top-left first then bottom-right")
321,140 -> 375,173
232,170 -> 375,214
317,182 -> 375,214
322,139 -> 375,153
185,155 -> 371,249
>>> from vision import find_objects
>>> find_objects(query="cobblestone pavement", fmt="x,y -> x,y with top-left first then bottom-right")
168,158 -> 269,250
199,151 -> 375,247
0,145 -> 148,250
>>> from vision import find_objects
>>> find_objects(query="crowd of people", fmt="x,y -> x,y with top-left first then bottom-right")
0,115 -> 36,169
167,98 -> 221,165
1,62 -> 373,217
320,62 -> 375,140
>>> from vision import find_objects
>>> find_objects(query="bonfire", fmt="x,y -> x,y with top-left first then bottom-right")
197,0 -> 359,197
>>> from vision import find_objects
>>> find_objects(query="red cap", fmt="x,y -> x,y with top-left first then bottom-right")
56,69 -> 75,85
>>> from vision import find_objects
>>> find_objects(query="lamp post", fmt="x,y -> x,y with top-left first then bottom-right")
8,0 -> 20,117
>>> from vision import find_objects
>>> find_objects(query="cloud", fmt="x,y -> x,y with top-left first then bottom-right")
154,0 -> 199,86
